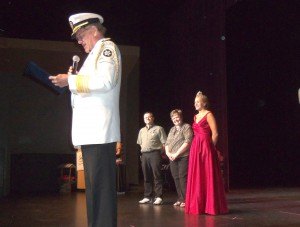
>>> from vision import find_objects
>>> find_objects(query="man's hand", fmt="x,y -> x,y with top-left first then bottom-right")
49,74 -> 69,87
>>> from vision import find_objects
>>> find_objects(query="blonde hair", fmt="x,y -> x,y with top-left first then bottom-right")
170,109 -> 183,119
195,91 -> 209,109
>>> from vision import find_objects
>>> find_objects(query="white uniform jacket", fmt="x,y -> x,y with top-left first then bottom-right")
68,38 -> 121,146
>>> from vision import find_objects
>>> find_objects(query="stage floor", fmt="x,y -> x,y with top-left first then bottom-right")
0,186 -> 299,227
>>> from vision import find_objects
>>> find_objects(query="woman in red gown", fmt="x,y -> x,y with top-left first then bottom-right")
185,91 -> 228,215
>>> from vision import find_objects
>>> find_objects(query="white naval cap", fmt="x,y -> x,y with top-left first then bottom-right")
69,12 -> 104,37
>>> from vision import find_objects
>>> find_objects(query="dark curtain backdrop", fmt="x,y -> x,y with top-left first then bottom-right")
139,1 -> 236,190
139,0 -> 299,189
226,0 -> 300,188
2,0 -> 298,191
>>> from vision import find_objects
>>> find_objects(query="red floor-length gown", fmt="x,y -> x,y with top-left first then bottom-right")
185,113 -> 228,215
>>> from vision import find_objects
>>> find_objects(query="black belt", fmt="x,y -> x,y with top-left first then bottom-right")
141,149 -> 160,153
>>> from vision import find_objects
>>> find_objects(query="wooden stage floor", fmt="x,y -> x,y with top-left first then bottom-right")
0,186 -> 299,227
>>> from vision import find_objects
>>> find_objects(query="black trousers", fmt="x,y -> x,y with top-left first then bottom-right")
169,156 -> 189,202
81,143 -> 117,227
141,151 -> 163,198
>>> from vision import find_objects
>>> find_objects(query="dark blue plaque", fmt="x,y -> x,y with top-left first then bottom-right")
24,61 -> 67,94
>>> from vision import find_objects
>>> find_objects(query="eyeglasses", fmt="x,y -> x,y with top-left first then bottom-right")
75,28 -> 91,42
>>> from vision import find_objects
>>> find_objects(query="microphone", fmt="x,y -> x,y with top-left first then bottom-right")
71,55 -> 80,74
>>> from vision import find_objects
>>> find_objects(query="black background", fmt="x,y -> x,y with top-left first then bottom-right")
1,0 -> 299,188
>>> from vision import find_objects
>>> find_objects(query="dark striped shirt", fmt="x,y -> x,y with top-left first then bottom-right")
165,123 -> 193,157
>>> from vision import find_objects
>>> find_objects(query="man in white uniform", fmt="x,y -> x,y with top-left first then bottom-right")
49,12 -> 121,227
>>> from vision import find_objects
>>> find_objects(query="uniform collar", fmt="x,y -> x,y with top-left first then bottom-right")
90,38 -> 111,55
